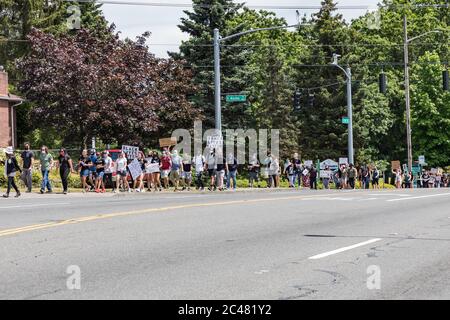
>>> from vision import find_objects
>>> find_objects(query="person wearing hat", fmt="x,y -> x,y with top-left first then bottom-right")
2,147 -> 22,198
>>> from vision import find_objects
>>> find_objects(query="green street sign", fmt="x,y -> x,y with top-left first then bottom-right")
342,117 -> 350,124
226,95 -> 247,102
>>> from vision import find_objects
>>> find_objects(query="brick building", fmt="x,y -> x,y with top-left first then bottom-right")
0,67 -> 23,148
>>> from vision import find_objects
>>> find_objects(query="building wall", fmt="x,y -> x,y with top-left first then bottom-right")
0,100 -> 12,147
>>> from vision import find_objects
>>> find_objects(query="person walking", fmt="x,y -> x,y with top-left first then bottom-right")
347,164 -> 358,190
2,147 -> 22,198
160,150 -> 172,190
134,151 -> 147,192
322,165 -> 331,190
20,142 -> 34,193
181,154 -> 193,191
103,151 -> 114,192
94,152 -> 106,193
88,150 -> 97,191
372,166 -> 380,189
57,148 -> 74,194
39,146 -> 53,194
115,152 -> 129,192
151,151 -> 162,192
361,165 -> 370,189
393,169 -> 402,189
170,150 -> 182,192
284,159 -> 295,188
206,148 -> 217,191
309,166 -> 317,190
248,153 -> 260,188
78,149 -> 92,193
193,151 -> 205,191
292,153 -> 302,189
226,153 -> 238,191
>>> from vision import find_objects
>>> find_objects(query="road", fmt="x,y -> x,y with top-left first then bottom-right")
0,188 -> 449,300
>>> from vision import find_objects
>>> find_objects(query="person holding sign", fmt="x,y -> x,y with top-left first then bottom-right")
160,150 -> 172,190
181,154 -> 193,191
115,152 -> 130,193
151,151 -> 162,192
134,151 -> 147,192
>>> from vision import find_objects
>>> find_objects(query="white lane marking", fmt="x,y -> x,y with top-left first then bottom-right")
254,270 -> 269,275
360,198 -> 378,201
308,238 -> 382,260
387,193 -> 450,202
0,203 -> 71,209
370,193 -> 412,197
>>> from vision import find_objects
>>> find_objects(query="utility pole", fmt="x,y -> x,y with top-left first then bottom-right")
331,54 -> 354,165
403,15 -> 413,172
213,24 -> 308,132
402,15 -> 442,172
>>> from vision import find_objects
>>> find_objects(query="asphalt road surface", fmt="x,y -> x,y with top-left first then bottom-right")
1,188 -> 450,300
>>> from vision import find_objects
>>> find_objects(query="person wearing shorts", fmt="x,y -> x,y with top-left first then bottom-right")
160,151 -> 172,189
193,152 -> 205,191
78,149 -> 92,193
115,152 -> 129,192
181,155 -> 192,191
206,149 -> 217,191
95,153 -> 106,193
248,154 -> 260,188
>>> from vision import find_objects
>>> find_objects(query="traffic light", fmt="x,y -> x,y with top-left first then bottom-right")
293,90 -> 302,111
379,73 -> 387,94
443,70 -> 449,91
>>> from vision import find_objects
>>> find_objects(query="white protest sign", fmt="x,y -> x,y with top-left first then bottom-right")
320,170 -> 333,179
339,157 -> 349,165
320,159 -> 339,170
146,162 -> 160,174
122,145 -> 139,160
128,159 -> 143,180
304,160 -> 313,167
302,169 -> 309,176
419,155 -> 426,165
207,135 -> 223,150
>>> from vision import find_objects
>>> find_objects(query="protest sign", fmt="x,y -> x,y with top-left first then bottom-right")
320,170 -> 333,179
122,145 -> 139,160
320,159 -> 339,171
146,162 -> 160,174
128,159 -> 143,180
391,160 -> 401,171
339,157 -> 348,165
159,137 -> 177,148
304,160 -> 313,167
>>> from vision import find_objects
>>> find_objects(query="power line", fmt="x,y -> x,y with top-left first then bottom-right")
66,0 -> 450,10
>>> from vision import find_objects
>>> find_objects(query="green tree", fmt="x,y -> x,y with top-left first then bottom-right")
410,51 -> 450,166
171,0 -> 248,129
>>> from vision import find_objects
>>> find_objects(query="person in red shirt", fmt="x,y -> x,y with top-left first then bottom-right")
160,150 -> 172,190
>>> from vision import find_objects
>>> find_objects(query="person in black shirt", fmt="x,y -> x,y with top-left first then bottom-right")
78,149 -> 92,193
95,153 -> 106,193
181,155 -> 192,191
20,142 -> 34,192
2,146 -> 22,198
58,148 -> 74,194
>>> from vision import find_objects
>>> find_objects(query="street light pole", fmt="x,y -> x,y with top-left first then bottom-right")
403,15 -> 413,172
213,24 -> 306,132
214,28 -> 221,132
403,15 -> 442,172
332,54 -> 354,165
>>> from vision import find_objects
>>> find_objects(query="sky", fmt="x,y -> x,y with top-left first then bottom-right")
100,0 -> 380,58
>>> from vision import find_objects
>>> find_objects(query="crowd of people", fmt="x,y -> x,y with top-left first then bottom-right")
1,143 -> 449,197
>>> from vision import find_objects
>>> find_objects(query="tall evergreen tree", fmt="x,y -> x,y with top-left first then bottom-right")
171,0 -> 249,129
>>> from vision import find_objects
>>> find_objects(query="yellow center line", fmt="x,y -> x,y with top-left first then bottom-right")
0,192 -> 368,238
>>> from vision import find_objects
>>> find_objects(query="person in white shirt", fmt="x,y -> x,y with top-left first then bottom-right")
193,151 -> 205,190
103,151 -> 114,192
115,152 -> 129,192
